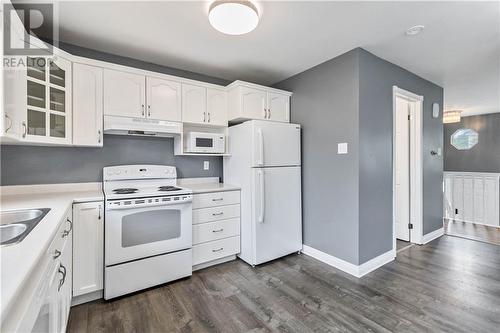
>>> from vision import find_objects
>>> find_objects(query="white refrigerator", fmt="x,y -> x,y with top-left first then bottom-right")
224,120 -> 302,266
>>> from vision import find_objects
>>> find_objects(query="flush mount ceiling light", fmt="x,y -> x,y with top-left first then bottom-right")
208,0 -> 259,35
405,25 -> 425,36
443,110 -> 462,124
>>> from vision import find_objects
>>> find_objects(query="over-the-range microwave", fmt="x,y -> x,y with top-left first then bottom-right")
185,132 -> 225,154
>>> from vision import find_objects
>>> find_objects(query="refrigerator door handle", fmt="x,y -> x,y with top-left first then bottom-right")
258,170 -> 265,223
257,129 -> 264,166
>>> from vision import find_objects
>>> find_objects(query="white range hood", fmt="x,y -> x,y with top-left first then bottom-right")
103,115 -> 182,137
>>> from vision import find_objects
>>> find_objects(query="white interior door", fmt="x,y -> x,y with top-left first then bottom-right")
146,77 -> 181,122
252,167 -> 302,265
395,96 -> 410,241
251,121 -> 301,167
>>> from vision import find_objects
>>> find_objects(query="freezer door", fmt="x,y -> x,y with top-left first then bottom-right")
252,121 -> 301,167
252,166 -> 302,265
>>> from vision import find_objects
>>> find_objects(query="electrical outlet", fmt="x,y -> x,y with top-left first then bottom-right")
203,161 -> 209,170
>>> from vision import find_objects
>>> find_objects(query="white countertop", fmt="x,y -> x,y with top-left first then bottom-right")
182,182 -> 240,194
0,188 -> 103,319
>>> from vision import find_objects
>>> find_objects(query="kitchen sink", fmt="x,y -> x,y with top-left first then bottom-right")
1,224 -> 27,243
0,208 -> 50,246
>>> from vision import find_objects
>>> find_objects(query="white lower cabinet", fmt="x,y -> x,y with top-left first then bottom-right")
191,190 -> 241,269
26,208 -> 73,333
72,201 -> 104,298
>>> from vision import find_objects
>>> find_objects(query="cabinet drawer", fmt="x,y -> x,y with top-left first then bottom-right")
192,236 -> 240,265
193,204 -> 240,225
192,190 -> 240,209
47,208 -> 72,259
193,218 -> 240,245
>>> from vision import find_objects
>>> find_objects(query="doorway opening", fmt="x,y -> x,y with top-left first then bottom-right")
392,86 -> 424,255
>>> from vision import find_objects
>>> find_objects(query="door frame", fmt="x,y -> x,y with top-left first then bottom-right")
392,86 -> 424,254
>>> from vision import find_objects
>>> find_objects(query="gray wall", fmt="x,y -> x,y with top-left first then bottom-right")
275,48 -> 444,265
1,42 -> 227,186
274,49 -> 361,264
444,113 -> 500,172
358,49 -> 444,262
1,135 -> 222,185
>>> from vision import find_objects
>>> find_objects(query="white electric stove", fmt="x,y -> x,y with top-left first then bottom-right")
103,165 -> 193,299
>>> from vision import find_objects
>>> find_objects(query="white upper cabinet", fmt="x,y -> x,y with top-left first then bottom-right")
103,69 -> 145,118
206,88 -> 228,126
146,77 -> 181,122
241,87 -> 267,120
227,81 -> 291,123
72,63 -> 103,146
182,83 -> 207,124
267,92 -> 290,122
3,55 -> 73,145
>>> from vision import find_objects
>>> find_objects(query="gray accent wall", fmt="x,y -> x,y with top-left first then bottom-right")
444,113 -> 500,173
274,50 -> 361,264
1,42 -> 227,186
1,135 -> 223,185
275,48 -> 444,265
358,49 -> 444,262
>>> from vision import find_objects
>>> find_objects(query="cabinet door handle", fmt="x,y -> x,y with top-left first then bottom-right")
212,247 -> 224,252
212,212 -> 224,216
141,104 -> 145,116
148,105 -> 151,117
4,114 -> 12,132
53,249 -> 61,259
212,228 -> 224,233
62,218 -> 73,237
22,121 -> 27,138
98,205 -> 102,220
208,112 -> 211,122
203,112 -> 206,122
98,129 -> 101,143
268,108 -> 271,119
212,198 -> 223,202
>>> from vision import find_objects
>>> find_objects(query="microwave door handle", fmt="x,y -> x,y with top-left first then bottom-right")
257,129 -> 264,166
258,170 -> 265,223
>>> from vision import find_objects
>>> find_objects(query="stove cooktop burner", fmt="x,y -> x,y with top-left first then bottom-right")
158,186 -> 182,192
113,188 -> 139,194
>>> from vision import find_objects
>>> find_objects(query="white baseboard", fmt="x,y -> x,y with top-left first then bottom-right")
71,290 -> 103,306
193,255 -> 236,271
422,227 -> 444,244
301,245 -> 394,278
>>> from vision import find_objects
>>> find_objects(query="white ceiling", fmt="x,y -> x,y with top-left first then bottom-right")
52,1 -> 499,116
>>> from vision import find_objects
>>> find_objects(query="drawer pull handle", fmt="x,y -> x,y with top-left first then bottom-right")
212,247 -> 224,252
53,249 -> 61,259
212,228 -> 224,233
212,212 -> 224,216
212,198 -> 224,202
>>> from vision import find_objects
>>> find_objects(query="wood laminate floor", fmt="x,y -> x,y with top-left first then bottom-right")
68,236 -> 500,333
445,219 -> 500,245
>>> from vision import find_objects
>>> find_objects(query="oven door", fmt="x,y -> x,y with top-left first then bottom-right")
105,202 -> 192,266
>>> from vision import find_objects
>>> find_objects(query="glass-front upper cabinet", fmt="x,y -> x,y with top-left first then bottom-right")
24,56 -> 72,144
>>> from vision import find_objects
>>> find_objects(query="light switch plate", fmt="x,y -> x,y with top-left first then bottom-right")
338,143 -> 348,154
203,161 -> 209,170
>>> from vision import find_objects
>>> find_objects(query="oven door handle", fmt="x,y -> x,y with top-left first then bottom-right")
106,202 -> 191,211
